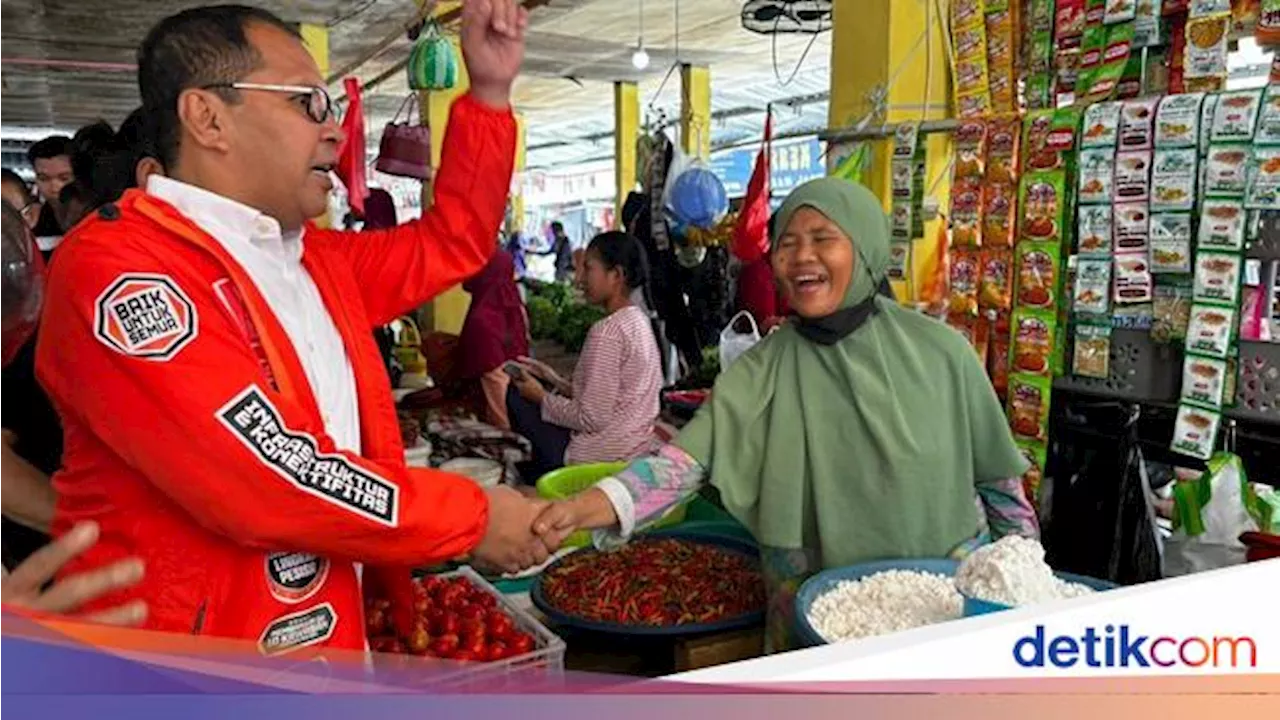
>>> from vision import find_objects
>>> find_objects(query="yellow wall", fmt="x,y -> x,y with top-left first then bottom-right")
828,0 -> 951,304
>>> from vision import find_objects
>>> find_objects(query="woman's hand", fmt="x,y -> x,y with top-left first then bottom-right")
531,500 -> 580,551
1,521 -> 147,626
512,372 -> 547,404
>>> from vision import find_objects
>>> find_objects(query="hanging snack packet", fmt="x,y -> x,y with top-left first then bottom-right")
952,0 -> 986,29
1105,0 -> 1138,23
951,176 -> 983,246
1114,252 -> 1155,303
1245,147 -> 1280,210
1150,148 -> 1199,211
1156,92 -> 1205,147
1016,241 -> 1061,309
1181,355 -> 1229,407
1171,404 -> 1222,460
985,115 -> 1022,184
1119,97 -> 1159,150
1073,323 -> 1113,379
1152,278 -> 1194,343
1211,88 -> 1265,142
1074,257 -> 1114,314
1113,201 -> 1151,252
1011,308 -> 1057,376
1204,144 -> 1252,196
1009,373 -> 1053,441
1057,0 -> 1087,37
1256,84 -> 1280,145
1192,251 -> 1243,305
1078,204 -> 1113,255
1020,175 -> 1067,242
1150,212 -> 1194,273
1016,438 -> 1049,506
887,242 -> 911,281
982,183 -> 1018,247
1085,21 -> 1136,101
1198,199 -> 1247,250
1114,150 -> 1153,203
1185,303 -> 1236,356
989,311 -> 1012,398
892,201 -> 914,241
1078,147 -> 1117,204
949,247 -> 981,316
980,247 -> 1015,310
1082,101 -> 1123,148
1134,0 -> 1164,47
1185,12 -> 1231,80
1199,92 -> 1219,155
953,119 -> 987,179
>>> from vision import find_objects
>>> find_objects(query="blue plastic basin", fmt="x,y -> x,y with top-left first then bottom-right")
793,558 -> 960,647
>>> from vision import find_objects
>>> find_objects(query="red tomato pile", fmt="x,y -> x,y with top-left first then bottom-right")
367,575 -> 537,662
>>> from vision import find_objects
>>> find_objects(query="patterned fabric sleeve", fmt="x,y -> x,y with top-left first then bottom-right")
590,443 -> 706,547
976,476 -> 1040,540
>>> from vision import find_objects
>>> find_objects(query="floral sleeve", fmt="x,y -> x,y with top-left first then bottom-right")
976,476 -> 1040,540
591,444 -> 706,546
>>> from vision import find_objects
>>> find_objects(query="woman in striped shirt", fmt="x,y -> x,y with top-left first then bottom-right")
508,231 -> 662,480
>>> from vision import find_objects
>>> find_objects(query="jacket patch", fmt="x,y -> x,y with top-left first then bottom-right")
265,551 -> 329,604
258,602 -> 337,656
94,273 -> 197,360
217,386 -> 399,526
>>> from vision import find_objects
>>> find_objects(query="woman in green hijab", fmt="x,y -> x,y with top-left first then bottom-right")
533,178 -> 1038,650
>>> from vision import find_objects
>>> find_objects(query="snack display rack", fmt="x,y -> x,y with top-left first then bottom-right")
923,0 -> 1280,489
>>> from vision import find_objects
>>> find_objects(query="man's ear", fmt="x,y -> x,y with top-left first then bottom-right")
176,88 -> 234,154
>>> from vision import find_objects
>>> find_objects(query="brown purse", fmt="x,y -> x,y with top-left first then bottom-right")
375,94 -> 432,180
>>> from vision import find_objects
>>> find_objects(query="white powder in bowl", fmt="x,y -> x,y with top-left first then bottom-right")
956,536 -> 1096,606
806,569 -> 963,643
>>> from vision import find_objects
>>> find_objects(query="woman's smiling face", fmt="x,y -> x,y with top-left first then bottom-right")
771,206 -> 856,319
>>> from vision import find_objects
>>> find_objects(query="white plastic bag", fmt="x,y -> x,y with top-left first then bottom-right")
719,310 -> 761,372
1163,453 -> 1257,577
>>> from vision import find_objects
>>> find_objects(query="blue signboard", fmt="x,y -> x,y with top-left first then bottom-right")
707,137 -> 824,198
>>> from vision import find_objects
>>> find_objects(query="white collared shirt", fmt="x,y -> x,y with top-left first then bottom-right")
147,175 -> 361,453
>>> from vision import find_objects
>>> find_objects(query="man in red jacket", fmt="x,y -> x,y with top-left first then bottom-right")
36,1 -> 543,654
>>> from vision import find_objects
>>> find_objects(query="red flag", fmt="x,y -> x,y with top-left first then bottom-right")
731,109 -> 772,264
336,76 -> 368,217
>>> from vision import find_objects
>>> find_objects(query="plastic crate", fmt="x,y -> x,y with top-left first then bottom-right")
536,462 -> 689,548
379,566 -> 565,690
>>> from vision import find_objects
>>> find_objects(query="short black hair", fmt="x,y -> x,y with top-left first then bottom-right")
550,221 -> 565,233
587,231 -> 650,291
27,135 -> 73,166
1,169 -> 32,204
137,4 -> 300,167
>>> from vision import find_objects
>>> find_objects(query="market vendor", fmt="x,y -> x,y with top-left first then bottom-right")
35,1 -> 550,652
533,178 -> 1039,651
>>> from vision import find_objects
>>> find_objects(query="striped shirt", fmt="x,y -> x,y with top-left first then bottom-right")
541,305 -> 661,464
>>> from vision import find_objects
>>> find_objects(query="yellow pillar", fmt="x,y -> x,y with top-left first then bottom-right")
614,81 -> 639,227
300,23 -> 332,229
680,64 -> 711,161
507,112 -> 526,235
827,0 -> 950,304
418,33 -> 472,335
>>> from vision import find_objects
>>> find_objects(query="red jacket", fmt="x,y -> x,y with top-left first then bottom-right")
36,95 -> 515,654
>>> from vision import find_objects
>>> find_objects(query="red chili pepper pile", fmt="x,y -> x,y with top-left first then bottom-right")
540,538 -> 765,627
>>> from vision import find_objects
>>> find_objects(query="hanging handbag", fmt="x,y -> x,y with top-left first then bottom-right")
375,94 -> 432,180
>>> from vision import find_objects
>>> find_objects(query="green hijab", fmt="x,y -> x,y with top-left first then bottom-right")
675,177 -> 1027,568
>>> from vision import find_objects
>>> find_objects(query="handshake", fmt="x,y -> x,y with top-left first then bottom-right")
469,486 -> 585,574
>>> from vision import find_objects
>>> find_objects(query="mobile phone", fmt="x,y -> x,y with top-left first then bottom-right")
503,362 -> 524,380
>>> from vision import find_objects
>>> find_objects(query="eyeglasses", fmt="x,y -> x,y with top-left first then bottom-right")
201,82 -> 338,124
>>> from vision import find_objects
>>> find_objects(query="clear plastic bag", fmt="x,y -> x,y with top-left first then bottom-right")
719,310 -> 761,372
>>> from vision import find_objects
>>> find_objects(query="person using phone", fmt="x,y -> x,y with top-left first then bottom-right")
508,231 -> 662,480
